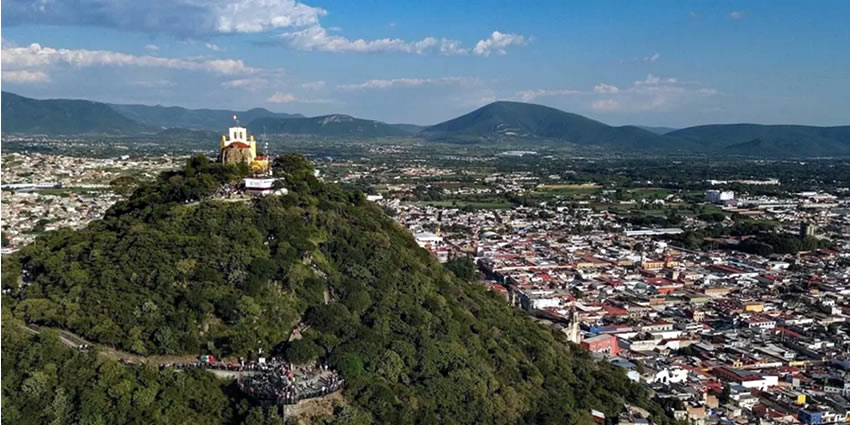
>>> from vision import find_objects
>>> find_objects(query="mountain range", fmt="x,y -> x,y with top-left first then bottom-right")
109,103 -> 303,130
1,92 -> 150,135
421,101 -> 850,156
421,101 -> 676,151
247,114 -> 411,138
3,91 -> 849,157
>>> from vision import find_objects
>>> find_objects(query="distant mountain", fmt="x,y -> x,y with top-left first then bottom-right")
390,123 -> 426,134
110,103 -> 302,130
5,92 -> 849,157
638,126 -> 678,135
422,101 -> 850,157
666,124 -> 850,156
2,92 -> 151,135
248,114 -> 410,138
421,101 -> 674,150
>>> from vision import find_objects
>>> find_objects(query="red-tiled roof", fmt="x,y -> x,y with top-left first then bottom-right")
601,303 -> 628,316
709,264 -> 747,274
224,141 -> 251,149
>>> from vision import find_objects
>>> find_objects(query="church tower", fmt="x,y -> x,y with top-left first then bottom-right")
567,307 -> 582,344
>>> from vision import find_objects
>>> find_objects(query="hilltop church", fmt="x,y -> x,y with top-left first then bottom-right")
219,123 -> 269,175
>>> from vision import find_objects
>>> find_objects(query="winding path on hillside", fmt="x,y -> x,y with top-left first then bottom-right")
22,324 -> 235,369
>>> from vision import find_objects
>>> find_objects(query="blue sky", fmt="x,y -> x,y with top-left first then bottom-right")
3,0 -> 849,127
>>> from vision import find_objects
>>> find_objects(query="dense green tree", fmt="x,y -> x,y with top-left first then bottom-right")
444,257 -> 478,282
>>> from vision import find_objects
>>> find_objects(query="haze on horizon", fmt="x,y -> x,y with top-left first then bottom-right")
2,0 -> 849,127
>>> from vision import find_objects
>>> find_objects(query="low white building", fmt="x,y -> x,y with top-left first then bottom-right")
244,178 -> 286,196
705,190 -> 735,204
414,232 -> 443,248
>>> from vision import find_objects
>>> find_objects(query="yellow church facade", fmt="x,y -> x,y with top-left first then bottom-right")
219,125 -> 269,175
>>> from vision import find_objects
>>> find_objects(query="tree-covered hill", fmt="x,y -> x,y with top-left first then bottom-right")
666,123 -> 850,156
110,103 -> 303,130
2,155 -> 672,425
247,115 -> 410,138
1,91 -> 152,135
1,310 -> 249,425
420,101 -> 678,150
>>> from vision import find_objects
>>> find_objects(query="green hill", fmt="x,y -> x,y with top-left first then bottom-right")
666,124 -> 850,156
638,126 -> 678,135
110,103 -> 303,130
421,101 -> 676,150
390,123 -> 426,134
422,101 -> 850,157
2,155 -> 671,425
248,114 -> 410,138
1,92 -> 151,135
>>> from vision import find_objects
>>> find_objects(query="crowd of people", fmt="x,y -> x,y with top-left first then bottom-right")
212,183 -> 245,200
237,362 -> 343,405
162,356 -> 273,372
152,355 -> 345,405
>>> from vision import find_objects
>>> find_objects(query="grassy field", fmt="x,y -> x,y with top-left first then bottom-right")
622,187 -> 672,198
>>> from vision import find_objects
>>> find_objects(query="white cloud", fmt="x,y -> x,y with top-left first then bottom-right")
515,74 -> 715,113
213,0 -> 326,33
6,0 -> 528,57
599,74 -> 716,112
634,74 -> 678,86
145,44 -> 159,51
5,0 -> 327,37
338,76 -> 478,90
729,11 -> 744,20
281,25 -> 440,54
2,43 -> 259,78
438,39 -> 469,56
222,77 -> 268,89
626,52 -> 661,64
205,43 -> 223,52
267,92 -> 297,103
300,80 -> 326,90
472,31 -> 528,56
281,26 -> 527,56
2,69 -> 50,83
515,88 -> 581,102
593,83 -> 620,94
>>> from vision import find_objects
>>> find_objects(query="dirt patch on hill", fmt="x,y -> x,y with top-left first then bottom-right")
286,390 -> 344,424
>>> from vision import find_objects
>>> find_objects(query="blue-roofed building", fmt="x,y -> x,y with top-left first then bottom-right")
799,409 -> 822,425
